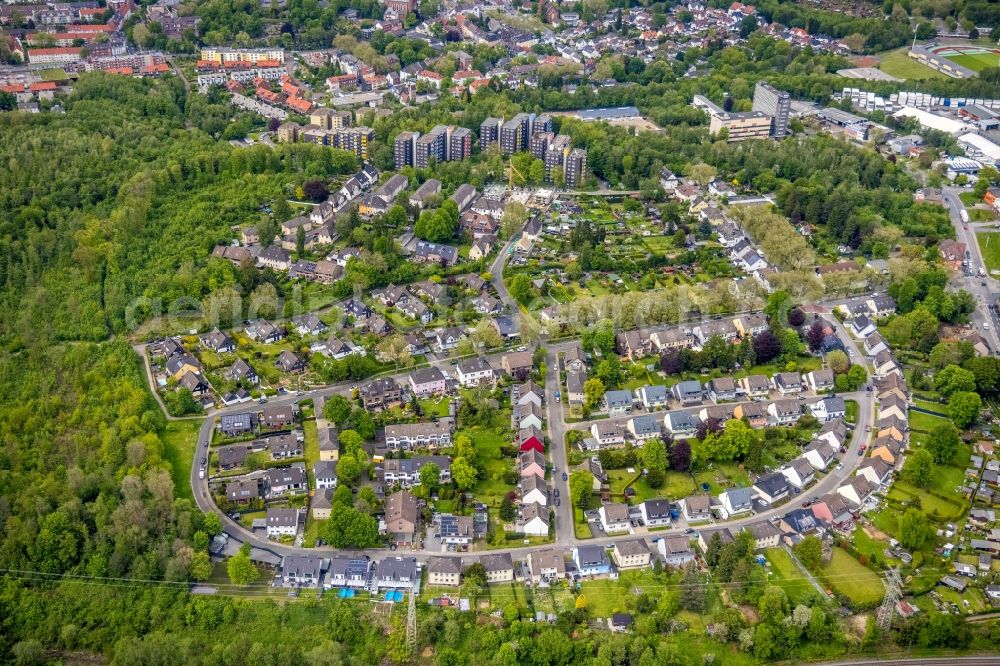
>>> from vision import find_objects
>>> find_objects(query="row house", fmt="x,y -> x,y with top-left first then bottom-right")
384,420 -> 452,450
382,455 -> 452,488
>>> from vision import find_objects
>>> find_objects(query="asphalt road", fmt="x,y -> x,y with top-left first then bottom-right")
943,186 -> 1000,352
816,658 -> 1000,666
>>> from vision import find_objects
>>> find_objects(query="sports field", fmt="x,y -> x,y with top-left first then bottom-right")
931,46 -> 1000,73
879,48 -> 945,80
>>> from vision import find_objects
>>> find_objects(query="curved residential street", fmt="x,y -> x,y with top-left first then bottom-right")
185,310 -> 876,566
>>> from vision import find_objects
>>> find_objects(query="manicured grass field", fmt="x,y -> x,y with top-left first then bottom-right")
907,409 -> 947,433
823,548 -> 884,608
39,68 -> 70,81
419,396 -> 452,418
160,419 -> 202,502
878,48 -> 947,80
947,51 -> 1000,72
976,232 -> 1000,275
765,548 -> 817,605
845,399 -> 858,425
660,471 -> 697,500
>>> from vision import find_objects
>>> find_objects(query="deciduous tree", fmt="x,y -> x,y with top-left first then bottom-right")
570,470 -> 593,509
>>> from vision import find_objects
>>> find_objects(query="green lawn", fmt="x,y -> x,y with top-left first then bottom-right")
692,464 -> 751,496
660,471 -> 697,500
852,525 -> 898,567
577,569 -> 664,616
960,192 -> 981,206
160,420 -> 202,502
969,208 -> 996,223
765,548 -> 816,605
419,396 -> 452,418
878,48 -> 947,80
947,51 -> 1000,72
823,548 -> 884,608
977,232 -> 1000,275
888,481 -> 965,520
844,399 -> 858,425
908,409 -> 947,433
38,67 -> 70,81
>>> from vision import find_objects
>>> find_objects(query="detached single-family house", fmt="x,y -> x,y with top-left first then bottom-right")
768,399 -> 801,426
501,351 -> 533,380
527,549 -> 566,582
225,358 -> 259,385
613,539 -> 651,569
773,372 -> 802,395
438,515 -> 474,545
636,384 -> 669,410
408,366 -> 447,396
599,503 -> 631,533
639,498 -> 672,527
384,490 -> 418,545
811,396 -> 846,422
275,350 -> 306,373
573,545 -> 611,576
604,389 -> 634,416
658,537 -> 695,566
590,421 -> 625,448
817,420 -> 849,450
480,553 -> 515,583
426,556 -> 463,587
566,370 -> 586,405
672,380 -> 703,406
456,357 -> 495,387
627,414 -> 661,441
201,328 -> 235,353
718,487 -> 753,518
806,369 -> 835,393
682,495 -> 711,522
664,411 -> 697,437
753,472 -> 789,505
707,377 -> 737,402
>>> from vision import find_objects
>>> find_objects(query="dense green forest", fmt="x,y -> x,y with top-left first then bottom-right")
0,74 -> 358,347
